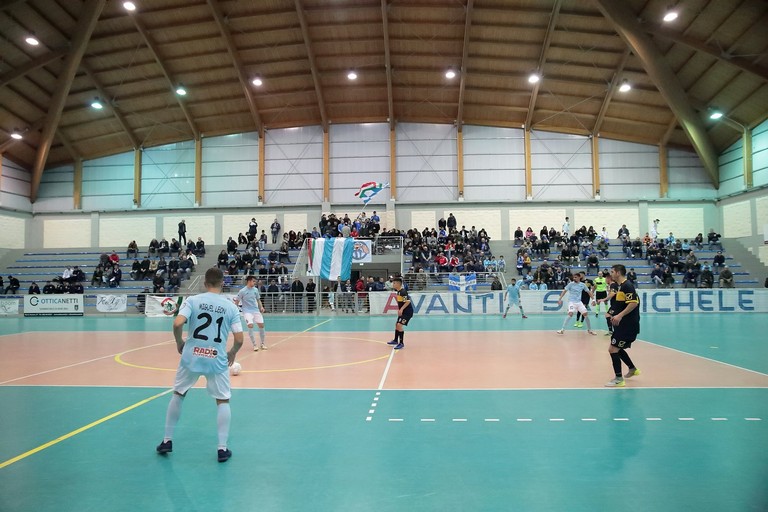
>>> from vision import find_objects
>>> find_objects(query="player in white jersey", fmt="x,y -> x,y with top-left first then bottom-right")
234,275 -> 267,351
555,273 -> 596,335
503,278 -> 527,319
157,268 -> 244,463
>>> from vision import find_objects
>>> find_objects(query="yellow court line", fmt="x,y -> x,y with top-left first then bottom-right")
0,388 -> 172,470
268,318 -> 332,348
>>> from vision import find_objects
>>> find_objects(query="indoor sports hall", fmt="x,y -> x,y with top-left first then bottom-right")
1,1 -> 767,511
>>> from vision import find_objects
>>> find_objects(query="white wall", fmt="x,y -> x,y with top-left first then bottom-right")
508,208 -> 567,238
667,148 -> 717,200
396,123 -> 457,203
648,206 -> 706,239
598,138 -> 660,200
43,217 -> 92,248
35,163 -> 74,212
0,212 -> 27,248
330,123 -> 390,205
574,207 -> 639,239
0,156 -> 32,212
462,125 -> 526,202
82,151 -> 134,211
201,132 -> 259,207
530,131 -> 592,201
141,141 -> 195,209
264,126 -> 323,205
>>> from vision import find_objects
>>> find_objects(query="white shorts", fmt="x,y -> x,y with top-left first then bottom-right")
173,365 -> 231,400
242,311 -> 264,326
567,301 -> 588,315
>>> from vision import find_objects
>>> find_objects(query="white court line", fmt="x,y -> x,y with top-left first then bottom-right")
452,418 -> 467,422
613,418 -> 629,421
678,418 -> 695,421
641,340 -> 768,377
368,410 -> 375,414
745,418 -> 762,421
711,418 -> 728,421
377,349 -> 396,390
517,418 -> 532,422
484,418 -> 500,422
366,416 -> 372,422
0,339 -> 173,385
549,418 -> 565,422
581,418 -> 597,422
421,418 -> 435,422
646,418 -> 662,421
388,418 -> 403,422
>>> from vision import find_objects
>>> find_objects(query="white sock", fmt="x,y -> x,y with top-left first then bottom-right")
163,393 -> 183,441
249,328 -> 256,345
259,328 -> 266,344
217,402 -> 231,450
518,305 -> 525,316
584,315 -> 592,331
561,316 -> 570,330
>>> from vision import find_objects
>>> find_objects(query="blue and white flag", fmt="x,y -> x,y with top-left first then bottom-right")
307,238 -> 355,281
448,273 -> 477,292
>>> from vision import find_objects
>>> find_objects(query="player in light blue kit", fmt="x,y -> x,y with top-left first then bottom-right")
234,275 -> 267,351
555,273 -> 596,335
503,278 -> 527,319
157,268 -> 244,463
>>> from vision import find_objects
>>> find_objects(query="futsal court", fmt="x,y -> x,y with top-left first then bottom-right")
1,312 -> 767,512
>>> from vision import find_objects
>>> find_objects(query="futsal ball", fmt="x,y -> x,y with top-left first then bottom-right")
230,362 -> 242,376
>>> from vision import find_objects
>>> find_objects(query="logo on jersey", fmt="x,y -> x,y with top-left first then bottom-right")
193,347 -> 218,358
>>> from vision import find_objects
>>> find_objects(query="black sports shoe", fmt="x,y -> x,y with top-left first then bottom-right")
156,440 -> 172,454
387,340 -> 398,345
218,448 -> 232,463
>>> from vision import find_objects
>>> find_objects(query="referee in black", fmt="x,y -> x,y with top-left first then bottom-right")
604,264 -> 641,387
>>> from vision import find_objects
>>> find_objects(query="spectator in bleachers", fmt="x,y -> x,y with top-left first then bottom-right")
72,266 -> 85,283
28,282 -> 40,294
683,268 -> 698,288
226,237 -> 237,255
61,266 -> 73,284
248,218 -> 258,242
719,266 -> 734,288
600,227 -> 609,242
650,219 -> 660,240
693,233 -> 704,250
136,287 -> 149,313
586,252 -> 600,275
168,256 -> 180,277
497,255 -> 506,272
642,233 -> 652,246
562,217 -> 570,237
681,239 -> 690,254
291,276 -> 305,313
650,264 -> 664,288
217,250 -> 229,270
139,256 -> 151,280
148,238 -> 159,257
662,267 -> 675,288
259,231 -> 268,250
70,281 -> 84,294
708,229 -> 723,250
666,232 -> 676,246
271,218 -> 281,244
238,232 -> 248,246
153,273 -> 165,293
131,260 -> 141,280
195,237 -> 206,256
699,264 -> 714,288
627,268 -> 638,286
227,258 -> 238,276
618,224 -> 629,238
513,227 -> 524,246
109,251 -> 120,265
279,241 -> 292,263
148,258 -> 159,277
127,240 -> 139,259
108,265 -> 122,288
167,272 -> 181,294
186,239 -> 196,255
157,257 -> 168,278
91,265 -> 104,287
99,252 -> 110,267
306,278 -> 317,312
713,251 -> 726,271
597,238 -> 610,258
178,219 -> 187,245
170,238 -> 181,257
43,281 -> 56,294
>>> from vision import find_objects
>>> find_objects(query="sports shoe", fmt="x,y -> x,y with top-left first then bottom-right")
624,368 -> 641,379
573,321 -> 580,327
260,344 -> 267,350
502,312 -> 507,319
156,440 -> 173,454
394,342 -> 404,350
594,312 -> 599,317
587,330 -> 597,335
556,329 -> 564,335
253,345 -> 259,351
522,315 -> 528,319
387,340 -> 398,346
218,448 -> 232,463
604,331 -> 612,336
604,378 -> 625,387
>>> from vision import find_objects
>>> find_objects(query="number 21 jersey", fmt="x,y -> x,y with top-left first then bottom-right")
179,292 -> 242,373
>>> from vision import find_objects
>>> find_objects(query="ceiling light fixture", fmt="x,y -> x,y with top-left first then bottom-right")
251,76 -> 263,87
528,73 -> 540,84
663,9 -> 678,22
347,71 -> 357,81
708,108 -> 723,120
445,69 -> 456,79
618,79 -> 631,93
123,1 -> 136,11
90,97 -> 104,109
175,84 -> 187,96
25,35 -> 39,46
10,129 -> 23,140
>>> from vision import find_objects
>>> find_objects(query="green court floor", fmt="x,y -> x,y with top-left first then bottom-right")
1,314 -> 767,512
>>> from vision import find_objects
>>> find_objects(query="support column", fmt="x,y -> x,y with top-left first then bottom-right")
133,148 -> 142,207
743,128 -> 753,189
195,138 -> 202,207
258,135 -> 265,205
591,136 -> 600,198
323,131 -> 330,202
659,145 -> 669,198
73,158 -> 83,209
457,129 -> 464,201
389,128 -> 397,200
524,129 -> 533,199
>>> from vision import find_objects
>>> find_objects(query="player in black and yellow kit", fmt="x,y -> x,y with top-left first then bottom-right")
605,264 -> 641,387
387,276 -> 413,350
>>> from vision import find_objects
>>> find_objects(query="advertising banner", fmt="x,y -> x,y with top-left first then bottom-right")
23,294 -> 84,316
145,295 -> 184,317
368,289 -> 768,316
0,298 -> 19,315
96,294 -> 128,313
